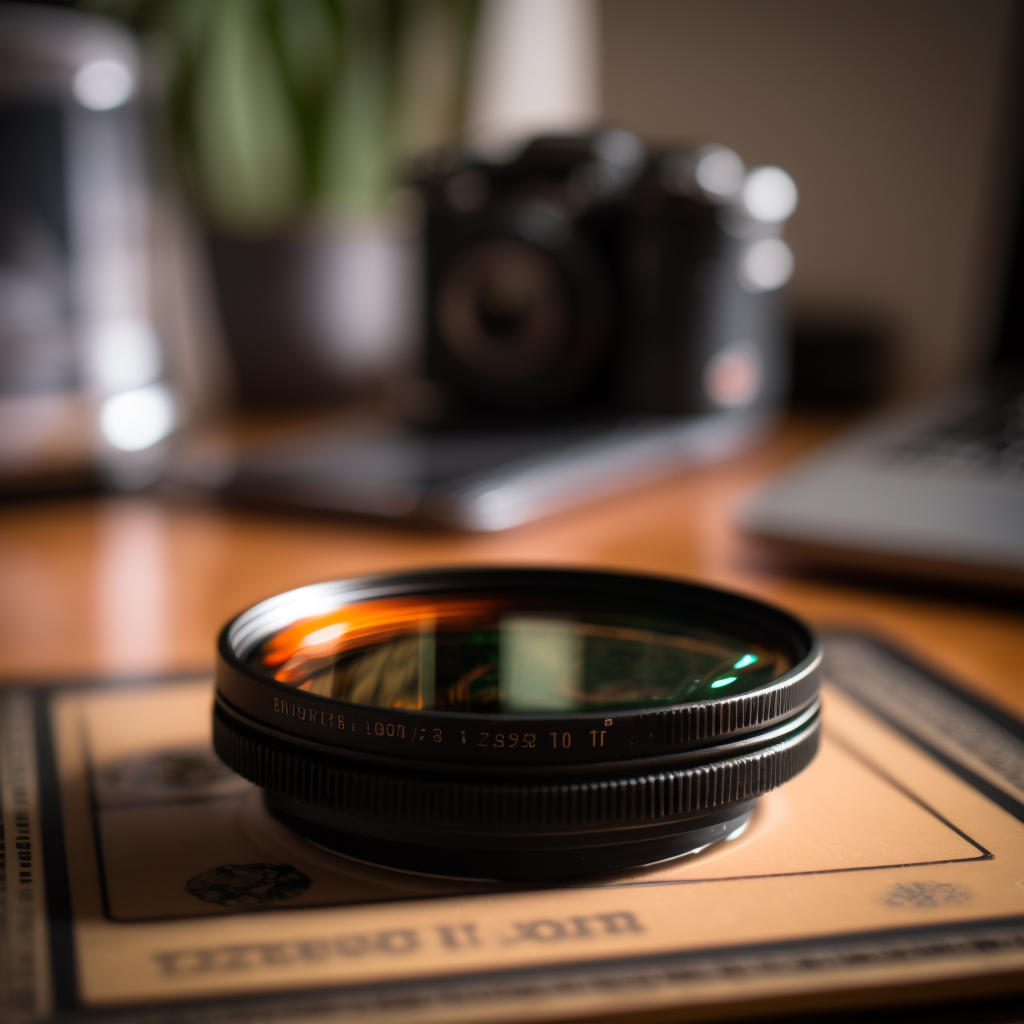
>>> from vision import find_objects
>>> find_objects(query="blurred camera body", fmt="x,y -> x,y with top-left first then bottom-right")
416,131 -> 795,424
218,134 -> 798,531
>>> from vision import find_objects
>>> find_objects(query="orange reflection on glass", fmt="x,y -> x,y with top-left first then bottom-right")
262,596 -> 511,684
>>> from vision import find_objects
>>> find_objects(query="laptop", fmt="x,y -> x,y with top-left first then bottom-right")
741,148 -> 1024,589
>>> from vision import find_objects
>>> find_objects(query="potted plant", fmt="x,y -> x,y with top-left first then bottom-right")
90,0 -> 480,405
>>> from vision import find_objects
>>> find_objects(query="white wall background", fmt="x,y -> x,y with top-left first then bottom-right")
601,0 -> 1017,395
466,0 -> 600,159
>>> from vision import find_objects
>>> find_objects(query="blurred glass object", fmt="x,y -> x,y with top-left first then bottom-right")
0,4 -> 174,492
72,57 -> 134,110
84,318 -> 161,391
94,0 -> 482,406
99,383 -> 175,452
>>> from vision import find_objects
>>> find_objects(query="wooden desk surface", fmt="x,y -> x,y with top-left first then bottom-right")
1,415 -> 1021,719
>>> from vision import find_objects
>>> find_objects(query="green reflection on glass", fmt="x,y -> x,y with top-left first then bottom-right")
710,676 -> 738,689
733,653 -> 758,669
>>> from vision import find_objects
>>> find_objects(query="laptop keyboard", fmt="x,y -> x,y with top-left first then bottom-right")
888,388 -> 1024,480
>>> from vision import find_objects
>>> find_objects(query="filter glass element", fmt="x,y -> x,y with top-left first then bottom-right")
247,594 -> 790,714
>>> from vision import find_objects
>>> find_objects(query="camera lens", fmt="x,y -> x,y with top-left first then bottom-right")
438,238 -> 571,383
215,568 -> 821,880
433,220 -> 611,411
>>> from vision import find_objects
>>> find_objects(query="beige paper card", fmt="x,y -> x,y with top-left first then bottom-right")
5,635 -> 1024,1022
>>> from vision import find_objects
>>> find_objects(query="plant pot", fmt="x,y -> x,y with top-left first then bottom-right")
206,221 -> 418,407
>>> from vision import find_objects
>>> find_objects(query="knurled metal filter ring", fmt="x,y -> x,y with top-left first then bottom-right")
214,701 -> 820,832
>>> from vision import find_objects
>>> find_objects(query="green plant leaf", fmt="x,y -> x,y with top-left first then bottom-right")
394,0 -> 479,158
85,0 -> 481,227
319,0 -> 400,218
191,0 -> 303,231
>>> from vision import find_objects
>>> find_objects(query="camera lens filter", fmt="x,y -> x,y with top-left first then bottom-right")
215,568 -> 821,880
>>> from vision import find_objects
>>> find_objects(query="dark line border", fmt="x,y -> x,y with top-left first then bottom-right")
33,691 -> 79,1013
30,911 -> 1024,1024
81,726 -> 114,924
827,733 -> 993,857
822,633 -> 1024,824
857,632 -> 1024,743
